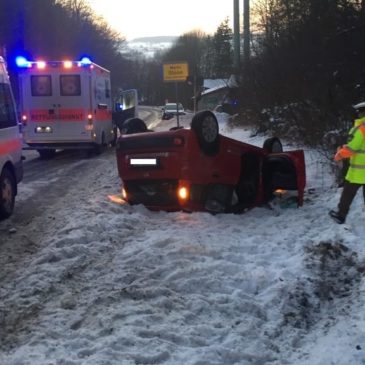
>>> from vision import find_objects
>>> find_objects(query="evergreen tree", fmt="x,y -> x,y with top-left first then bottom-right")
211,18 -> 233,78
241,0 -> 365,144
0,0 -> 132,96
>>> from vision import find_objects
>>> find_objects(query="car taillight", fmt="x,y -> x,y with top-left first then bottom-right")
178,187 -> 189,200
121,187 -> 127,200
21,114 -> 27,125
177,180 -> 190,203
173,137 -> 184,146
274,189 -> 287,197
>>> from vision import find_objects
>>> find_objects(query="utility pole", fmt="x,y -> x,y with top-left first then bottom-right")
243,0 -> 250,67
233,0 -> 240,73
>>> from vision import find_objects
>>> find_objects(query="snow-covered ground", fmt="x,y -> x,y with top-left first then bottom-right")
1,114 -> 365,365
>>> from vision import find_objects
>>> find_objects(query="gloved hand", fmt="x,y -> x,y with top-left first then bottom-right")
334,151 -> 342,161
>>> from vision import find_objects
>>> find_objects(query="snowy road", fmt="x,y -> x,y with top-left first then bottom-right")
1,110 -> 365,365
0,106 -> 163,283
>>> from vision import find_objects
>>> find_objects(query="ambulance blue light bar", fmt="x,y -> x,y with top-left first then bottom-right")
78,57 -> 92,66
15,56 -> 31,68
15,56 -> 93,69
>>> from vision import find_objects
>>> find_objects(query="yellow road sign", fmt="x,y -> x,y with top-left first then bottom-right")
163,62 -> 189,82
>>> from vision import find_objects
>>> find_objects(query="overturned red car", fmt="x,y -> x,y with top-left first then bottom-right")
115,111 -> 306,213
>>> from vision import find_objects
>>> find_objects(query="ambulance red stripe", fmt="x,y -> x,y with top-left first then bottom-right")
0,138 -> 22,155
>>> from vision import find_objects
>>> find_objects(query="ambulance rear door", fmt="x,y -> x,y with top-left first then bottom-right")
20,62 -> 92,146
90,66 -> 113,145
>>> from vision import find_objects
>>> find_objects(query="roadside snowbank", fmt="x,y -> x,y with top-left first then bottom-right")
1,117 -> 365,365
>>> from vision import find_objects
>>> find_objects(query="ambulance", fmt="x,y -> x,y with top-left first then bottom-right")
16,56 -> 115,158
0,56 -> 23,219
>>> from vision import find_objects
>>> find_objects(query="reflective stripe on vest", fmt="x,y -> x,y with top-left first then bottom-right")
349,163 -> 365,169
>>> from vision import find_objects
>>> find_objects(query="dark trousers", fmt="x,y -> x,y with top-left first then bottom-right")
338,181 -> 365,218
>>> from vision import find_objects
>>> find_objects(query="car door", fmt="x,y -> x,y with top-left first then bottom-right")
113,89 -> 139,134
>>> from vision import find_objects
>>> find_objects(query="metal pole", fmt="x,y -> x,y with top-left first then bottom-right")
233,0 -> 240,72
243,0 -> 250,67
175,82 -> 180,127
193,74 -> 197,114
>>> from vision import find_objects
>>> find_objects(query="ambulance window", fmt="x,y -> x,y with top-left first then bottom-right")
60,75 -> 81,96
31,75 -> 52,96
0,83 -> 17,128
105,80 -> 110,98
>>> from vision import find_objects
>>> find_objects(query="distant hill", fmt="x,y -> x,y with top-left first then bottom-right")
126,36 -> 178,58
129,36 -> 178,44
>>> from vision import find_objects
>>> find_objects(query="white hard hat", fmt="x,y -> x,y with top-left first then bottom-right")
353,101 -> 365,112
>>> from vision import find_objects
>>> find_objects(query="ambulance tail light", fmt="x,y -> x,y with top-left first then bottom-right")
85,114 -> 93,131
21,114 -> 27,125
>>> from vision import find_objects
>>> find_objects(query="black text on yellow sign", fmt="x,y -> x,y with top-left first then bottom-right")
163,63 -> 189,82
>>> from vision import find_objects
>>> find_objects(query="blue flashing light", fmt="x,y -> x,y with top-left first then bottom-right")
15,56 -> 31,68
79,57 -> 92,66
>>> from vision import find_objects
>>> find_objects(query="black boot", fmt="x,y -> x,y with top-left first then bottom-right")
329,210 -> 346,224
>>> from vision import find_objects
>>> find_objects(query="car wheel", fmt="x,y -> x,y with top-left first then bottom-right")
263,137 -> 283,153
121,118 -> 147,134
191,110 -> 219,155
37,149 -> 56,159
0,168 -> 15,219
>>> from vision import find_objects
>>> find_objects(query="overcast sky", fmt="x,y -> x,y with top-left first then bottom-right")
86,0 -> 235,40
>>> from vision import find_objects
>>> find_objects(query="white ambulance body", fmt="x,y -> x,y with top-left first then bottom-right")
17,57 -> 115,157
0,56 -> 23,219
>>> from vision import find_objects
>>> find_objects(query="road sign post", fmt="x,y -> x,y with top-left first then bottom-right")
163,62 -> 189,82
163,62 -> 189,127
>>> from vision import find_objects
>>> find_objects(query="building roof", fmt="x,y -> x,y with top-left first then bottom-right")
201,75 -> 238,96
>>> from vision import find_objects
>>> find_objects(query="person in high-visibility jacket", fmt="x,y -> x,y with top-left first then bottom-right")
329,102 -> 365,224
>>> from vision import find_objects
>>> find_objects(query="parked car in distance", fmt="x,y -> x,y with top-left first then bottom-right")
162,103 -> 185,120
115,111 -> 306,214
0,56 -> 23,219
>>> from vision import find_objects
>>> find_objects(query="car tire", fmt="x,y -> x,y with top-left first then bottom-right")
94,132 -> 106,155
191,110 -> 219,155
121,118 -> 147,134
263,137 -> 283,153
0,168 -> 15,219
